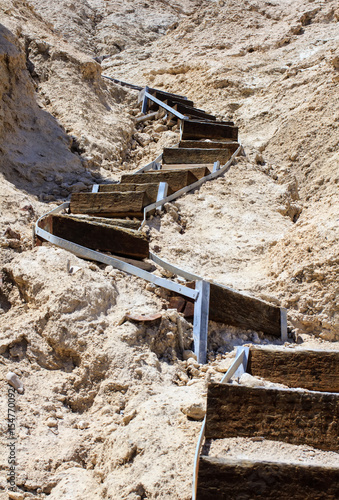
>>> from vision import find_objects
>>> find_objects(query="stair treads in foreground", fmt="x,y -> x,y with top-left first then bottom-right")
248,347 -> 339,393
48,214 -> 149,259
162,147 -> 232,164
205,382 -> 339,451
197,456 -> 339,500
70,191 -> 146,218
181,119 -> 238,141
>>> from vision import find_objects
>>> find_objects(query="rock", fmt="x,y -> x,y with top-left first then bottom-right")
154,124 -> 168,133
255,153 -> 264,164
46,417 -> 58,428
77,420 -> 90,430
8,492 -> 24,500
183,350 -> 197,361
181,402 -> 205,420
4,227 -> 21,240
214,359 -> 233,373
6,372 -> 24,394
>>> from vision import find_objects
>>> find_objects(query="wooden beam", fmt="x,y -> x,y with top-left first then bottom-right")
182,120 -> 238,141
120,167 -> 209,194
197,456 -> 339,500
70,191 -> 146,218
173,103 -> 216,121
179,140 -> 239,153
148,89 -> 194,107
205,382 -> 339,450
163,147 -> 232,165
248,347 -> 339,393
209,282 -> 282,338
97,183 -> 160,203
50,215 -> 149,260
160,164 -> 213,173
60,215 -> 141,230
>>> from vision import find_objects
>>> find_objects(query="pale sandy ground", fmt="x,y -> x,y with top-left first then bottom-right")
0,0 -> 338,499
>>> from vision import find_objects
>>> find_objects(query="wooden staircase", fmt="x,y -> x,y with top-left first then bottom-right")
196,346 -> 339,499
35,83 -> 287,365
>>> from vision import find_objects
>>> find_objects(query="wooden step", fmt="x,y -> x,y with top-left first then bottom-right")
209,283 -> 282,338
61,215 -> 141,230
120,167 -> 209,193
197,456 -> 339,500
179,140 -> 239,153
181,119 -> 238,141
205,383 -> 339,451
70,191 -> 146,218
96,183 -> 160,202
161,163 -> 213,173
172,103 -> 216,121
45,214 -> 149,259
162,147 -> 232,165
248,347 -> 339,393
148,89 -> 194,108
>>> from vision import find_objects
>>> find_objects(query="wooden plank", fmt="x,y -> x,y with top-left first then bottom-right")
148,89 -> 194,107
161,164 -> 213,173
60,215 -> 141,230
179,140 -> 239,153
248,347 -> 339,393
163,148 -> 232,165
205,383 -> 339,450
173,103 -> 216,121
70,191 -> 146,218
209,282 -> 282,338
182,120 -> 238,141
197,456 -> 339,500
98,183 -> 160,203
50,215 -> 149,260
120,167 -> 209,193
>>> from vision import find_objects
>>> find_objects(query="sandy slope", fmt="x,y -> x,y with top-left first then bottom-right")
0,0 -> 338,499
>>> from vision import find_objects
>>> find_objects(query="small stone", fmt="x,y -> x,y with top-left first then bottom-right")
154,124 -> 167,133
181,402 -> 205,420
71,182 -> 87,193
255,153 -> 264,164
6,372 -> 24,393
8,491 -> 25,500
183,350 -> 197,361
46,417 -> 58,428
77,420 -> 90,430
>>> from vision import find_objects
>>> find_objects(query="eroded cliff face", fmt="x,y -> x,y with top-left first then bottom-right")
0,1 -> 338,499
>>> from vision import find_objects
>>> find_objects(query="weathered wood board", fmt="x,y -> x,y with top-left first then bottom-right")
179,140 -> 239,153
148,89 -> 194,107
70,191 -> 146,218
209,282 -> 282,337
248,348 -> 339,393
161,164 -> 213,173
205,383 -> 339,450
173,103 -> 216,121
120,167 -> 208,193
162,148 -> 231,165
61,215 -> 141,230
197,456 -> 339,500
97,183 -> 160,203
50,215 -> 149,259
181,119 -> 238,141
